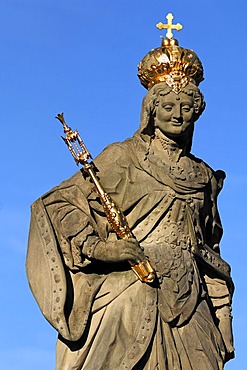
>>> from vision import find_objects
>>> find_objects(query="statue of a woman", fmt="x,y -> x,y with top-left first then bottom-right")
27,22 -> 234,370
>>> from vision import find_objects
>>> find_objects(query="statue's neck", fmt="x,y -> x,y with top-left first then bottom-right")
154,128 -> 190,162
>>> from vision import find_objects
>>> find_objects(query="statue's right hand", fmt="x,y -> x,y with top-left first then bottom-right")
92,238 -> 145,264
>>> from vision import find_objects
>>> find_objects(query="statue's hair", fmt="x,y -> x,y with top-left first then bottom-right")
180,86 -> 206,121
139,82 -> 206,136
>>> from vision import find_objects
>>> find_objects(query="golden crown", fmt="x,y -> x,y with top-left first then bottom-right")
137,13 -> 204,93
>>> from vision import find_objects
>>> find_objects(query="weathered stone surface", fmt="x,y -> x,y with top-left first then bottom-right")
27,81 -> 234,369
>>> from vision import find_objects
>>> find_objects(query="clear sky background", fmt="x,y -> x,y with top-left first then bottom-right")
0,1 -> 246,369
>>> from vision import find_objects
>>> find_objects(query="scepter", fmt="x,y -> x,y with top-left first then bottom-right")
55,113 -> 155,283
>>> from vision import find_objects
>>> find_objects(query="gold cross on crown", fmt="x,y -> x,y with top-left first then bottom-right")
156,13 -> 183,39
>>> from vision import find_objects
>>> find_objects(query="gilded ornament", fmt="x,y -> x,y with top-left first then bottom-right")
138,13 -> 204,93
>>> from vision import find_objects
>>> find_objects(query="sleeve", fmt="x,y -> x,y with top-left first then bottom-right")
42,184 -> 96,270
26,179 -> 107,342
42,142 -> 131,269
202,168 -> 233,302
201,169 -> 235,360
26,141 -> 138,342
204,169 -> 226,253
211,170 -> 226,252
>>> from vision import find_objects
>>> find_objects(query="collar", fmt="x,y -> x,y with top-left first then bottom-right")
154,128 -> 187,162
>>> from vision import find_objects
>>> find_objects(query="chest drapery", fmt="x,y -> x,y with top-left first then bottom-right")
27,135 -> 233,343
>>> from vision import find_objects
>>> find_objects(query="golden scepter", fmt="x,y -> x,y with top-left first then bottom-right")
55,113 -> 155,283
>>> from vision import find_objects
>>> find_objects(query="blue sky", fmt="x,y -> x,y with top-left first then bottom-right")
0,1 -> 246,369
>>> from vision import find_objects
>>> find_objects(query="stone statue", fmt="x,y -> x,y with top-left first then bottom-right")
26,13 -> 234,370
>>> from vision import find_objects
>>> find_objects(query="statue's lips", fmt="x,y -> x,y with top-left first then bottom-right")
170,121 -> 183,126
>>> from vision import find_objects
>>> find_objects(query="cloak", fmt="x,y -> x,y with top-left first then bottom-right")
26,133 -> 234,369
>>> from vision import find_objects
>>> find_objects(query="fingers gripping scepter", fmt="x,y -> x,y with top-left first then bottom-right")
55,113 -> 155,283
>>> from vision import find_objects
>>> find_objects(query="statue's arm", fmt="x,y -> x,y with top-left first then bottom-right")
43,139 -> 146,268
203,170 -> 235,361
26,196 -> 86,341
26,141 -> 144,341
44,181 -> 145,268
210,170 -> 226,253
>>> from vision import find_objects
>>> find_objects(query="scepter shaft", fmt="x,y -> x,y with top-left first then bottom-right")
55,113 -> 155,283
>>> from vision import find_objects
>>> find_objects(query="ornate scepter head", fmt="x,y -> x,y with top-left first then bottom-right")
55,112 -> 92,167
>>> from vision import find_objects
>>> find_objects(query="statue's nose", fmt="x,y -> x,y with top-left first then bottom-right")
172,105 -> 181,119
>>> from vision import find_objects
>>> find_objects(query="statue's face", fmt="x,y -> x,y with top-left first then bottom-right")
155,91 -> 195,138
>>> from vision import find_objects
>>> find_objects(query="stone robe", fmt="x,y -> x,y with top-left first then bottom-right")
27,131 -> 234,370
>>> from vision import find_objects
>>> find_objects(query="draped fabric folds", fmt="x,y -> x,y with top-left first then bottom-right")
27,132 -> 233,369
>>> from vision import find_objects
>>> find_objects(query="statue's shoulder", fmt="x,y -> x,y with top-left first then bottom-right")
98,136 -> 140,156
94,136 -> 142,169
190,153 -> 226,194
35,170 -> 87,201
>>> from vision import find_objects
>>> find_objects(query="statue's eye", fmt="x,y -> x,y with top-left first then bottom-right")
182,105 -> 192,112
163,105 -> 173,112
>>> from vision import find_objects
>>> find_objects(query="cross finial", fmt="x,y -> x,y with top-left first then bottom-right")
156,13 -> 183,39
